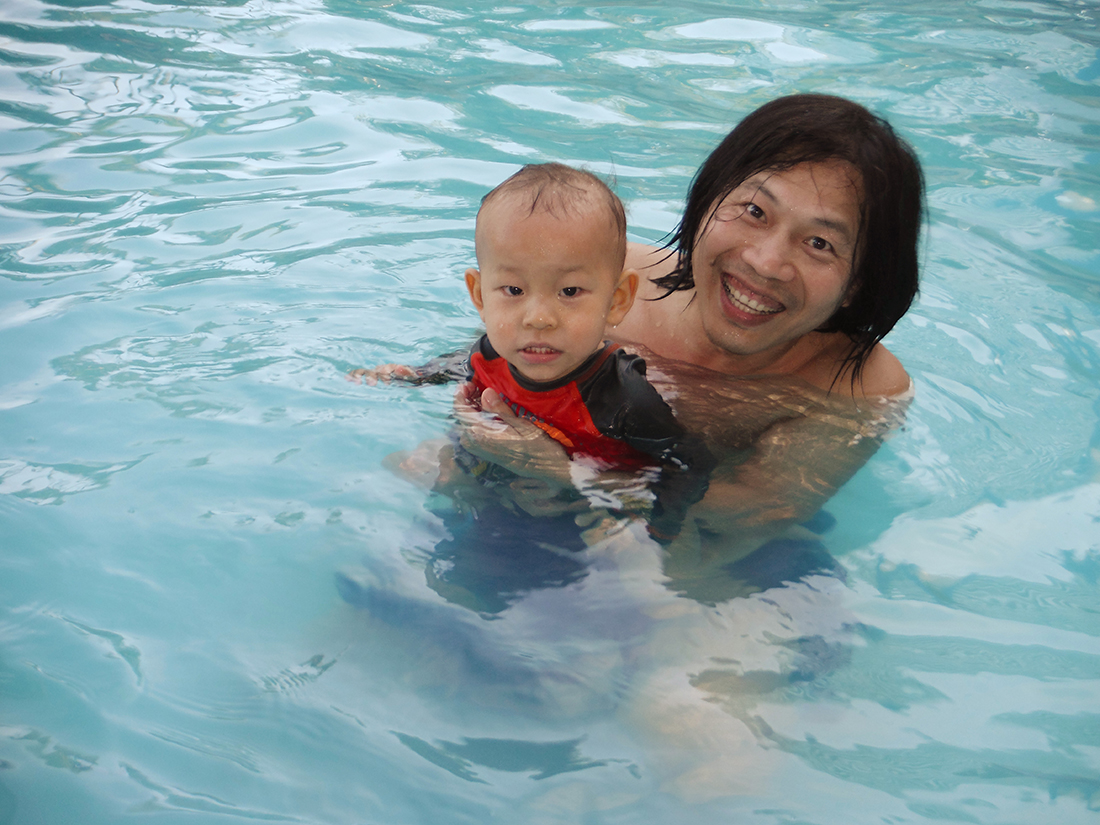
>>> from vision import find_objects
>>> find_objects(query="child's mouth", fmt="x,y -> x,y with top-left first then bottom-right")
518,346 -> 562,363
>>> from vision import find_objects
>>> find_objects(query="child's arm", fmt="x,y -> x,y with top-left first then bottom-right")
347,349 -> 471,386
348,363 -> 419,385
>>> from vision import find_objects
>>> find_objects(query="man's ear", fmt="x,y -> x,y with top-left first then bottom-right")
465,268 -> 485,315
606,269 -> 639,327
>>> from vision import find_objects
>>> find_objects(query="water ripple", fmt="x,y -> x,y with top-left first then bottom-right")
59,614 -> 144,685
121,763 -> 301,821
0,456 -> 144,504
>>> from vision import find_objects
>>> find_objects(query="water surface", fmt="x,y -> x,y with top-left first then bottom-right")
2,1 -> 1099,823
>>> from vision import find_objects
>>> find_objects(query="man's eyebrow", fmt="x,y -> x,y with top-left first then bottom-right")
812,215 -> 855,243
752,180 -> 856,244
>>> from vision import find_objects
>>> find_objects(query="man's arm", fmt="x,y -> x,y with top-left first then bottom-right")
453,383 -> 575,488
654,374 -> 905,605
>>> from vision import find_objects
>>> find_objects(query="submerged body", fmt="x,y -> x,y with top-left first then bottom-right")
456,96 -> 924,578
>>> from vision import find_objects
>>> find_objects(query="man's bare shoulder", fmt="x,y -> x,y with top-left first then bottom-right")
854,344 -> 911,399
614,244 -> 686,343
626,242 -> 675,282
807,340 -> 910,400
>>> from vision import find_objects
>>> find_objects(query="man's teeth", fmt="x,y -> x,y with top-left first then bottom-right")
724,280 -> 781,315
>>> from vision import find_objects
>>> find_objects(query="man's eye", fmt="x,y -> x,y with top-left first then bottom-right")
746,203 -> 764,219
561,287 -> 580,297
809,237 -> 831,252
504,286 -> 523,296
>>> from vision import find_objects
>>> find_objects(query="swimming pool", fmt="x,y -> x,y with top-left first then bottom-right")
2,0 -> 1099,822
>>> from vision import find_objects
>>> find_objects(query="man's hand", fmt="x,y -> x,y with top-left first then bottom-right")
452,384 -> 573,486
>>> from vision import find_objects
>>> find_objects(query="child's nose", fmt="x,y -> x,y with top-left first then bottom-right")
523,298 -> 557,329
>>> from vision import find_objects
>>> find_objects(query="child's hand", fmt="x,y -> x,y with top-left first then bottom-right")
347,364 -> 418,385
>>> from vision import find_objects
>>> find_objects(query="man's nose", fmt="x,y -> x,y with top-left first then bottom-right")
742,232 -> 795,280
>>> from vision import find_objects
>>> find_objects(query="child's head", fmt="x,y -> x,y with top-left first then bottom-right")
465,163 -> 638,383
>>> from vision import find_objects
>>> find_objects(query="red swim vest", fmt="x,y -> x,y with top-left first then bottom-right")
470,342 -> 654,467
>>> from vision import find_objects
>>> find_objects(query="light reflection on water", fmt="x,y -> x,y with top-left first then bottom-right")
1,1 -> 1099,823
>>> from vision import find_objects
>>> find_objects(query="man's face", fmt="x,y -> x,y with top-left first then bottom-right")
466,198 -> 635,383
691,160 -> 862,369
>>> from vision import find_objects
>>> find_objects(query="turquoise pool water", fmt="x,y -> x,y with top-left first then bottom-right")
2,1 -> 1099,822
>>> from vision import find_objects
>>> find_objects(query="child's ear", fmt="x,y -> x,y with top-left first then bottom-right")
465,268 -> 485,315
605,269 -> 639,327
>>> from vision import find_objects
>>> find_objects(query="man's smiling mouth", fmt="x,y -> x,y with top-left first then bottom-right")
722,276 -> 784,316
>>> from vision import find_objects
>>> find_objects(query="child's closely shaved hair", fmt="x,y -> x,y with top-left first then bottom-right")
477,163 -> 627,270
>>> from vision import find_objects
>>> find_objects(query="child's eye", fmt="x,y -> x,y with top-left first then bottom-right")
561,287 -> 580,297
503,286 -> 523,296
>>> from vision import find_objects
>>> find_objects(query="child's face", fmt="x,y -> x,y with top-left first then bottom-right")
466,198 -> 637,383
